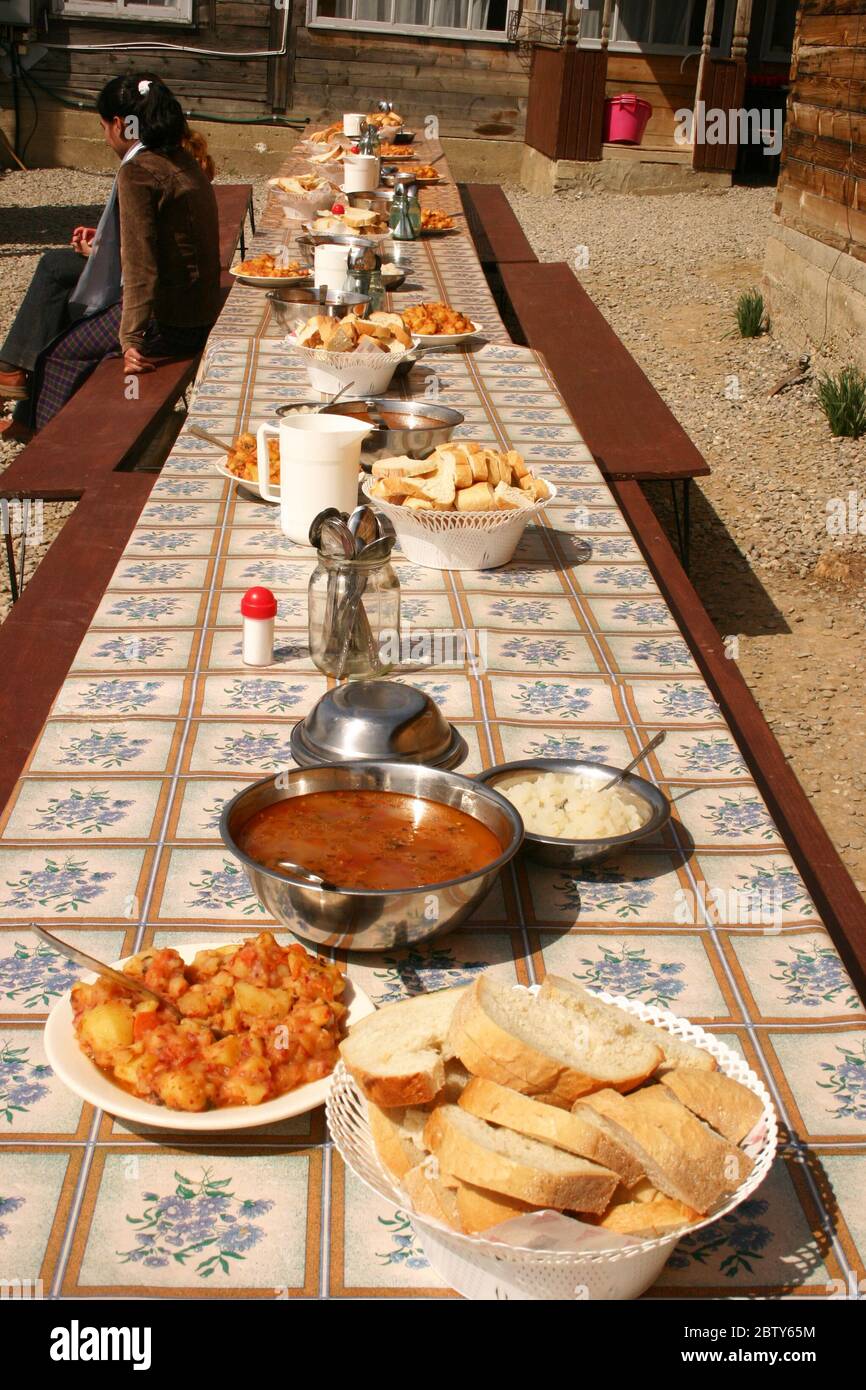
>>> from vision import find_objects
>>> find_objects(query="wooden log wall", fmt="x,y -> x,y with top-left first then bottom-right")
776,0 -> 866,263
34,0 -> 529,138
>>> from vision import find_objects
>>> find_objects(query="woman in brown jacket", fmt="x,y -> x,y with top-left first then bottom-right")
0,76 -> 221,433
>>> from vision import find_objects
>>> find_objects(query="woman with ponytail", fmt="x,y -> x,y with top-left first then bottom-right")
0,75 -> 221,433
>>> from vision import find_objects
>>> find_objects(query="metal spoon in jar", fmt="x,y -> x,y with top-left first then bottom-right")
598,731 -> 667,793
32,924 -> 184,1023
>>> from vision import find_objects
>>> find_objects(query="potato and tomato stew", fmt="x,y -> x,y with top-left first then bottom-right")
71,932 -> 346,1112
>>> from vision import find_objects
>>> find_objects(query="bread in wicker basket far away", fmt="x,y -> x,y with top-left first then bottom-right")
338,972 -> 771,1241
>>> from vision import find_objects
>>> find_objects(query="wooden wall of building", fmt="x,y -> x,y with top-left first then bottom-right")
605,54 -> 699,146
37,0 -> 281,118
775,1 -> 866,263
33,0 -> 528,139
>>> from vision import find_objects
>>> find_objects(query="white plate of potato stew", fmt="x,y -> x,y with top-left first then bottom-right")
44,933 -> 375,1131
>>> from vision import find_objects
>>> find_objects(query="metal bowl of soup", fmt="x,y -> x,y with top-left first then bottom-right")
266,286 -> 371,332
220,762 -> 523,952
274,396 -> 464,463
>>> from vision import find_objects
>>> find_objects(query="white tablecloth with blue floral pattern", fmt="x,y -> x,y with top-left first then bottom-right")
0,159 -> 863,1302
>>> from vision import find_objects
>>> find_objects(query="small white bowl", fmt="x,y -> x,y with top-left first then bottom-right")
44,941 -> 375,1133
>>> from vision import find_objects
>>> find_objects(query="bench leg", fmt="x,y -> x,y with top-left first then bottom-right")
669,479 -> 691,574
2,503 -> 19,604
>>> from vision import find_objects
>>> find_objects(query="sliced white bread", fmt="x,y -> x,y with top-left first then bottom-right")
599,1194 -> 699,1239
452,1178 -> 536,1234
573,1089 -> 741,1215
447,974 -> 661,1108
628,1086 -> 753,1194
368,1101 -> 430,1181
401,1163 -> 461,1231
423,1103 -> 618,1213
340,986 -> 466,1107
459,1076 -> 644,1186
660,1067 -> 764,1144
539,974 -> 716,1075
368,1060 -> 473,1181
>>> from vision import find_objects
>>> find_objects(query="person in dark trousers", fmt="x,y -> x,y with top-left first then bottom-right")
0,76 -> 221,435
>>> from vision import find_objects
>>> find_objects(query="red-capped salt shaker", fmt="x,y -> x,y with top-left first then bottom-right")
240,587 -> 277,666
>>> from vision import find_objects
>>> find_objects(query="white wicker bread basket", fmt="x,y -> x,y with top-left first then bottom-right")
327,987 -> 777,1301
286,341 -> 405,396
361,477 -> 557,570
268,178 -> 339,221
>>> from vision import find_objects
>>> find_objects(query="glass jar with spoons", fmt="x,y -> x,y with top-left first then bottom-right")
307,506 -> 399,679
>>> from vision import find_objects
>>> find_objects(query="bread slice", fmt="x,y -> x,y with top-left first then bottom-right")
340,986 -> 466,1107
368,1101 -> 429,1181
539,975 -> 716,1076
660,1068 -> 764,1144
459,1076 -> 644,1185
628,1086 -> 752,1194
447,975 -> 662,1108
371,455 -> 436,480
494,481 -> 534,511
423,1104 -> 618,1213
573,1088 -> 747,1215
401,1163 -> 462,1231
452,1178 -> 535,1234
599,1194 -> 698,1239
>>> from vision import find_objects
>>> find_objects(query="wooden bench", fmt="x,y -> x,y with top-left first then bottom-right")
457,184 -> 537,337
0,182 -> 253,599
458,184 -> 538,267
497,259 -> 712,569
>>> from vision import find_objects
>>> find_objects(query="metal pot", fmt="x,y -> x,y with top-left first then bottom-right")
220,762 -> 524,952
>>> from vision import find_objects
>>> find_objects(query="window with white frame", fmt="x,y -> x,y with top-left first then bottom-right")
53,0 -> 193,24
578,0 -> 734,54
307,0 -> 519,42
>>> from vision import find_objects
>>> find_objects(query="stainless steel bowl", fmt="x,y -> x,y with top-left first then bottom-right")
292,234 -> 379,268
266,287 -> 370,332
291,679 -> 467,770
475,759 -> 671,869
220,762 -> 523,951
274,396 -> 463,463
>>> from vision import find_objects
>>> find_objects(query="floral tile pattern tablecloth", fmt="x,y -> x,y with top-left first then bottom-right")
0,156 -> 863,1302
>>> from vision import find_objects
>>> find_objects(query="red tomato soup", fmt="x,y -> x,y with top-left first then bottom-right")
237,789 -> 503,891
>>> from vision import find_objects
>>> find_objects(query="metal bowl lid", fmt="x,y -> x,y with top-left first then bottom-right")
290,680 -> 467,770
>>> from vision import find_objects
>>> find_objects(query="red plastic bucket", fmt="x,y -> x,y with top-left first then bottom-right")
603,93 -> 652,146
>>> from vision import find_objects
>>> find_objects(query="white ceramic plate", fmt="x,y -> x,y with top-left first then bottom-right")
228,266 -> 313,289
214,453 -> 279,505
410,320 -> 483,347
44,941 -> 376,1133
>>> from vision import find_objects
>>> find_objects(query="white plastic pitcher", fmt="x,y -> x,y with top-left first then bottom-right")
343,112 -> 365,137
314,243 -> 350,293
343,154 -> 380,193
257,414 -> 371,547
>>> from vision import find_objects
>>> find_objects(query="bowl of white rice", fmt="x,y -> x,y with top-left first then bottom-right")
475,759 -> 670,868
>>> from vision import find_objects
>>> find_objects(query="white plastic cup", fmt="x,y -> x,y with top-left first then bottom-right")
313,243 -> 350,293
342,154 -> 380,193
257,415 -> 372,547
343,112 -> 365,137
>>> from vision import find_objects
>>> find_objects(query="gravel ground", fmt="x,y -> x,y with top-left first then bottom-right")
507,180 -> 866,892
0,167 -> 271,609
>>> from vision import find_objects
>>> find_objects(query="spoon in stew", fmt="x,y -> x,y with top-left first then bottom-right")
32,924 -> 184,1023
268,860 -> 340,892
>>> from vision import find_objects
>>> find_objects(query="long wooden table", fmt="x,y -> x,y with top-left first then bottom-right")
0,141 -> 863,1302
